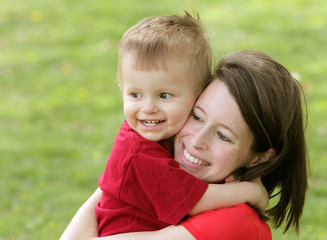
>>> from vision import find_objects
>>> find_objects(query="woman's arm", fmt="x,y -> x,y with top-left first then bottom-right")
60,188 -> 195,240
93,204 -> 271,240
60,188 -> 102,240
59,180 -> 267,240
93,225 -> 195,240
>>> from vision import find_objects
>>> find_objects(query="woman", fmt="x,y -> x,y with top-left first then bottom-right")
61,50 -> 308,239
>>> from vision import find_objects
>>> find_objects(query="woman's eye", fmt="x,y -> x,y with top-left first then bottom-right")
131,92 -> 142,99
218,132 -> 231,142
190,112 -> 201,121
159,93 -> 172,99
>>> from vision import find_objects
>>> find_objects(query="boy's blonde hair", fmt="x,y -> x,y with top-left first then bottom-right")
118,11 -> 212,94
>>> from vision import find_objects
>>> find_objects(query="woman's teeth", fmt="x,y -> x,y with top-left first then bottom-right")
183,149 -> 209,166
142,120 -> 162,127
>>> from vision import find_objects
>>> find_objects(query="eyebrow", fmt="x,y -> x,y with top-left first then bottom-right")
194,105 -> 206,116
125,84 -> 142,90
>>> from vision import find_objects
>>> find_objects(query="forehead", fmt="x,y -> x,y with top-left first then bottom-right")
196,81 -> 236,119
197,80 -> 229,104
123,53 -> 193,80
121,50 -> 190,71
121,53 -> 197,92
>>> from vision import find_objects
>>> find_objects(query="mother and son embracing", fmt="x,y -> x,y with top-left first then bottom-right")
61,11 -> 308,240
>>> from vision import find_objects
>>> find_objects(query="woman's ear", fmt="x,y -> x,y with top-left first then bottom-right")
247,148 -> 276,168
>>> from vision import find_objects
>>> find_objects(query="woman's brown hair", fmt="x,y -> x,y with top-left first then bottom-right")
215,50 -> 308,234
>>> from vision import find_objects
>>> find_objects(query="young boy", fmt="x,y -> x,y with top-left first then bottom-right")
96,12 -> 267,237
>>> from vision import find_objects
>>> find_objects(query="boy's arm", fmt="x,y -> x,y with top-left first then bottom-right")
188,179 -> 268,216
60,188 -> 101,240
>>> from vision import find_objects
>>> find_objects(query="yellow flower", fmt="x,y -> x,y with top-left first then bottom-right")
0,11 -> 10,23
78,87 -> 88,98
30,10 -> 43,22
61,63 -> 72,75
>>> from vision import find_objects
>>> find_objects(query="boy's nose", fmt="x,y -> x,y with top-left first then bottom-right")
142,99 -> 159,113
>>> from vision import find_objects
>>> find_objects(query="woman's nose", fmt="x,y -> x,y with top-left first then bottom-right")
142,98 -> 159,113
190,128 -> 208,151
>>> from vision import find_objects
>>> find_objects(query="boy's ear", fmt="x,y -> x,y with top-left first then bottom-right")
247,148 -> 276,168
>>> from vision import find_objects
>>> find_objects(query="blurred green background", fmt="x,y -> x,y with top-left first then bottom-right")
1,0 -> 326,239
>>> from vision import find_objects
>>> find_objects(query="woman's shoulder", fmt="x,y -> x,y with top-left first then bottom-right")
181,204 -> 271,240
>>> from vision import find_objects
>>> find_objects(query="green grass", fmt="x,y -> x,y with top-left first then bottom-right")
1,0 -> 326,239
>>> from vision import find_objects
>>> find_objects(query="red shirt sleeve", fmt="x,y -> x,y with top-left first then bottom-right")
119,149 -> 208,225
180,204 -> 272,240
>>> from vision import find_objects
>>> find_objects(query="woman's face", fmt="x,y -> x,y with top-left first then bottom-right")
174,80 -> 259,183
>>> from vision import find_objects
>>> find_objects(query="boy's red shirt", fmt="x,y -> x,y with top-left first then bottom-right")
96,120 -> 208,236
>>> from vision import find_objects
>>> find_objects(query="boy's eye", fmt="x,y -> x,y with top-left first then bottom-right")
159,92 -> 172,99
131,92 -> 142,99
217,132 -> 231,142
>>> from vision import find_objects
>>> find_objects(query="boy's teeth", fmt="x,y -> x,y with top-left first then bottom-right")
183,149 -> 209,166
143,120 -> 161,127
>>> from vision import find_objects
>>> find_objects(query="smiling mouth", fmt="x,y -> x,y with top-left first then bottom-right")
142,120 -> 164,127
183,149 -> 210,166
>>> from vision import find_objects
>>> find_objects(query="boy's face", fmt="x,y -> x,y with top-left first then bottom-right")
121,54 -> 198,141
